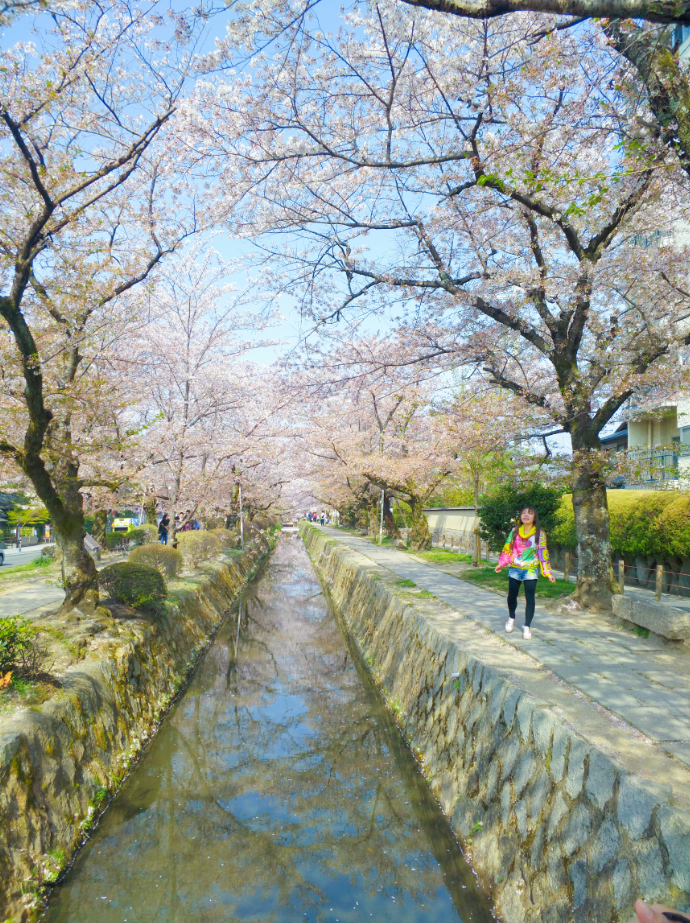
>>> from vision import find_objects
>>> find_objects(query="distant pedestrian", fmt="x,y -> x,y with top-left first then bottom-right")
495,507 -> 555,640
320,510 -> 325,525
183,510 -> 193,532
158,514 -> 170,545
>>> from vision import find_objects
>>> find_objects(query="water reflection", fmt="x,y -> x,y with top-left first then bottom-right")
45,538 -> 494,923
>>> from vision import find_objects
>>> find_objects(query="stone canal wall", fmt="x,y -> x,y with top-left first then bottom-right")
301,524 -> 690,923
0,536 -> 273,922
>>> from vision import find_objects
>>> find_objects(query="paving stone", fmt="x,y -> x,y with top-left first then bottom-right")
515,798 -> 529,839
528,768 -> 552,824
585,749 -> 616,810
635,839 -> 666,902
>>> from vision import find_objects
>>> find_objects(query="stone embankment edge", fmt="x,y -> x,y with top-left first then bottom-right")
300,524 -> 690,923
0,534 -> 275,922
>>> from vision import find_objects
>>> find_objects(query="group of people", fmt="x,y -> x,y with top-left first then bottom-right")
157,511 -> 199,545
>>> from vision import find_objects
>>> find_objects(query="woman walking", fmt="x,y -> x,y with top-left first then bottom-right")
495,507 -> 555,640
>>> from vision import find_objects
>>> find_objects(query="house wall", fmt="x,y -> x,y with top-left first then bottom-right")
424,508 -> 478,540
628,412 -> 679,449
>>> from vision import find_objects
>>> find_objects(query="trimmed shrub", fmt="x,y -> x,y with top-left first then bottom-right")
127,528 -> 147,547
0,617 -> 35,672
104,531 -> 128,551
478,482 -> 566,551
140,523 -> 159,543
99,562 -> 167,610
128,543 -> 182,578
207,528 -> 239,551
551,490 -> 685,558
176,531 -> 222,567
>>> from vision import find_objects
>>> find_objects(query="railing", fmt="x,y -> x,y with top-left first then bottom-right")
625,448 -> 681,484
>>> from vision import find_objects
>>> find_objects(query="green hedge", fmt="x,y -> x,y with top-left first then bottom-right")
99,562 -> 167,610
552,490 -> 690,560
478,483 -> 566,552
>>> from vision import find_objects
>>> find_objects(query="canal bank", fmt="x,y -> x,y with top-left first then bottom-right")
301,523 -> 690,923
42,534 -> 493,923
0,533 -> 275,923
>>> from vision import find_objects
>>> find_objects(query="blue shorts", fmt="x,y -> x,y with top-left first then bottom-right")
508,567 -> 538,582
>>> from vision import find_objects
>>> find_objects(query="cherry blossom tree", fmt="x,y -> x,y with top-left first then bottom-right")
193,5 -> 690,607
0,1 -> 208,611
122,245 -> 284,544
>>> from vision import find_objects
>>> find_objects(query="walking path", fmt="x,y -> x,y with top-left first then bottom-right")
318,526 -> 690,770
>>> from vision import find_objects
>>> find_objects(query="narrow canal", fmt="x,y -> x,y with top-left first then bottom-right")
45,537 -> 494,923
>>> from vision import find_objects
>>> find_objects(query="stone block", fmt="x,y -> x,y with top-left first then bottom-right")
513,751 -> 537,799
500,780 -> 512,826
585,750 -> 616,811
546,792 -> 568,842
613,859 -> 633,911
490,678 -> 509,726
588,816 -> 622,874
528,768 -> 552,824
515,798 -> 529,839
658,805 -> 690,892
502,687 -> 522,730
498,735 -> 522,782
562,803 -> 592,857
516,697 -> 535,743
613,594 -> 690,641
550,725 -> 569,783
532,710 -> 556,758
617,775 -> 663,840
565,737 -> 589,799
569,858 -> 589,909
634,839 -> 665,902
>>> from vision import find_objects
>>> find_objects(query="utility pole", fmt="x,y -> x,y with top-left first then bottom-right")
379,489 -> 385,545
239,484 -> 244,550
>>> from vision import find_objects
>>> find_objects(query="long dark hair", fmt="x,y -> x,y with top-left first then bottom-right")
514,507 -> 540,546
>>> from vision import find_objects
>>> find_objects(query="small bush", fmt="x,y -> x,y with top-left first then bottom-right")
0,617 -> 35,672
207,528 -> 239,551
127,528 -> 147,547
176,531 -> 222,567
478,482 -> 566,551
99,562 -> 167,610
41,545 -> 56,559
104,532 -> 128,551
128,544 -> 182,578
140,524 -> 159,543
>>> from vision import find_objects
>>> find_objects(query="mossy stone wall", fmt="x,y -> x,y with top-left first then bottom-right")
0,537 -> 272,922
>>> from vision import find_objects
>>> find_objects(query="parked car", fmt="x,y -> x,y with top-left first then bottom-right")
0,542 -> 5,566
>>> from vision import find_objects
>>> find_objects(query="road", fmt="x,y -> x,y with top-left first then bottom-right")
0,545 -> 47,567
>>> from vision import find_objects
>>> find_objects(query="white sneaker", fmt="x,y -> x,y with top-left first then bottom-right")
506,618 -> 515,633
522,626 -> 532,640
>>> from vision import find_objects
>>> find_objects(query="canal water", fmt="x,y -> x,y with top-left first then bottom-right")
45,537 -> 494,923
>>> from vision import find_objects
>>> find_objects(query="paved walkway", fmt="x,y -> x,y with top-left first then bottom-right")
0,581 -> 65,618
319,526 -> 690,770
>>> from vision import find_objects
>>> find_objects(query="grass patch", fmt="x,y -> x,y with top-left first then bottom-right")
406,548 -> 494,566
395,578 -> 417,588
0,555 -> 55,581
460,567 -> 574,599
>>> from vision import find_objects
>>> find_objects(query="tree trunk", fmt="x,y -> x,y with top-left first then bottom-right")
383,494 -> 401,540
59,528 -> 99,614
570,448 -> 618,610
92,509 -> 108,546
408,498 -> 431,551
143,497 -> 157,525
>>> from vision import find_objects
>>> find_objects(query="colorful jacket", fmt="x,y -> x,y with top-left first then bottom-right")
497,525 -> 553,578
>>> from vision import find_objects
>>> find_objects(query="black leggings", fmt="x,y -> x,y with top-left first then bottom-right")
508,577 -> 537,627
